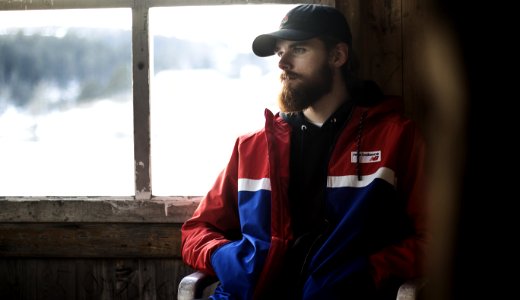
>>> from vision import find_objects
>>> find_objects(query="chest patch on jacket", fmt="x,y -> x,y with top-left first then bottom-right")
351,151 -> 381,163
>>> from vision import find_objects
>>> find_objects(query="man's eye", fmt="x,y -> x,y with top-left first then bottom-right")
292,47 -> 305,54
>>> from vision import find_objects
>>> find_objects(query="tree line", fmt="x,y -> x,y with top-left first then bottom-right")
0,28 -> 271,114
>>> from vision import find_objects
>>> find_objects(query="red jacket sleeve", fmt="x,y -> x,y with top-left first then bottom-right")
181,139 -> 242,275
369,122 -> 431,286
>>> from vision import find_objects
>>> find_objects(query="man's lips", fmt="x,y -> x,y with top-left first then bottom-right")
280,72 -> 299,82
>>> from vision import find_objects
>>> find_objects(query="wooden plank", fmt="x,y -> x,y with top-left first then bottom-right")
0,258 -> 191,299
0,259 -> 33,299
0,0 -> 132,10
150,0 -> 322,7
140,258 -> 194,299
0,223 -> 184,257
401,0 -> 428,126
79,259 -> 149,299
336,0 -> 360,45
0,0 -> 322,10
114,259 -> 141,299
369,0 -> 403,96
139,259 -> 159,299
36,259 -> 76,299
0,198 -> 199,223
132,0 -> 152,200
76,259 -> 100,300
340,0 -> 403,96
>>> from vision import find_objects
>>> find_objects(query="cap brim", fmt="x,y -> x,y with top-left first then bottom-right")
252,29 -> 317,57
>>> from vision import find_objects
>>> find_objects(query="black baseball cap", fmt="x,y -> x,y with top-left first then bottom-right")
252,4 -> 352,57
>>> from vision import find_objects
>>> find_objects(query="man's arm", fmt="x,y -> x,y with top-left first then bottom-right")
369,123 -> 430,286
181,140 -> 241,275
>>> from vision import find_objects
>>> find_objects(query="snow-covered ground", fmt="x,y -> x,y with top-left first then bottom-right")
0,68 -> 281,196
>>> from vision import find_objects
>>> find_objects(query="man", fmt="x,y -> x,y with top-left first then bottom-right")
181,4 -> 429,300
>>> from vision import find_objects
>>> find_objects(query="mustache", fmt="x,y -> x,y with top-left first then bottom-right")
280,71 -> 299,81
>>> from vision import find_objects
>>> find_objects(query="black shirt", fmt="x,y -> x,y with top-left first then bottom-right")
285,101 -> 354,238
272,101 -> 354,298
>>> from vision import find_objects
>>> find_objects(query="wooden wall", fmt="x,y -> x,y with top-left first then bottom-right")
0,201 -> 199,299
0,1 -> 431,299
0,258 -> 192,299
338,0 -> 429,130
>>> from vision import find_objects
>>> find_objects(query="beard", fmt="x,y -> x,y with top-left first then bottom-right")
277,62 -> 334,113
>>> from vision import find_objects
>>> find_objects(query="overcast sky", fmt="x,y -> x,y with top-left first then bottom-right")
0,5 -> 294,41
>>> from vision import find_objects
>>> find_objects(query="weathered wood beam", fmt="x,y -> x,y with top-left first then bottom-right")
0,223 -> 184,257
0,199 -> 199,223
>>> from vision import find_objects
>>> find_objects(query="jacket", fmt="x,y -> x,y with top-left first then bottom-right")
181,93 -> 429,300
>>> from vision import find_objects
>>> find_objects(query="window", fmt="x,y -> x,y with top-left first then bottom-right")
149,5 -> 293,196
0,1 -> 315,201
0,9 -> 133,196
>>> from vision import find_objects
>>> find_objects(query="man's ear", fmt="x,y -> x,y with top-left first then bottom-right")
330,43 -> 349,67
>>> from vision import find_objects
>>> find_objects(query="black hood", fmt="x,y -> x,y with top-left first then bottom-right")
348,79 -> 384,107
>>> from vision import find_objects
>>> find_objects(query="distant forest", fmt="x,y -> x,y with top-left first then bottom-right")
0,28 -> 268,113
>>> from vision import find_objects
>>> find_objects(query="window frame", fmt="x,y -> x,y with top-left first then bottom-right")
0,0 -> 331,224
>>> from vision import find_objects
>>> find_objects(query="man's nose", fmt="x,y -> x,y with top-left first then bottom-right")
278,55 -> 290,70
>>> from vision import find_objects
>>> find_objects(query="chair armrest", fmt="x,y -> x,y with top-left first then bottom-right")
177,272 -> 425,300
396,278 -> 427,300
178,271 -> 219,300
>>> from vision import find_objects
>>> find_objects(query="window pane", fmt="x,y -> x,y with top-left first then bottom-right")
0,9 -> 133,196
150,5 -> 295,196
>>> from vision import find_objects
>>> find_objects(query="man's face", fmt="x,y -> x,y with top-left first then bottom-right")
275,38 -> 333,112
